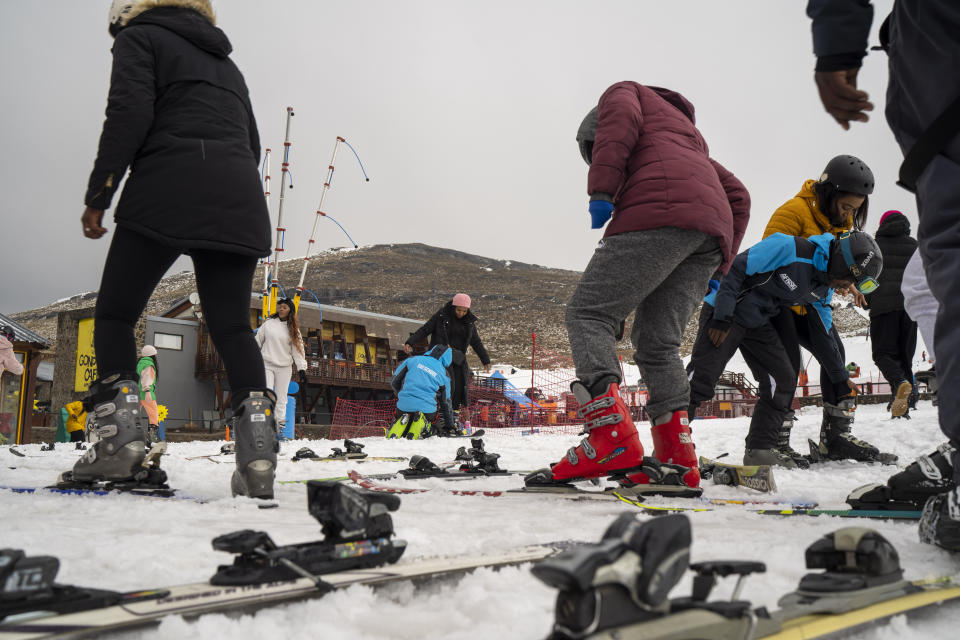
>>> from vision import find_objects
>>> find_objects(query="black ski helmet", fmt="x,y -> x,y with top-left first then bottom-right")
829,231 -> 884,293
0,325 -> 14,340
818,155 -> 875,195
576,106 -> 599,165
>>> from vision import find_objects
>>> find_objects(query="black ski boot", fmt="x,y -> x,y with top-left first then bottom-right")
809,399 -> 897,464
59,373 -> 149,485
848,442 -> 957,511
532,513 -> 691,638
743,448 -> 799,469
230,389 -> 279,500
920,485 -> 960,551
772,411 -> 809,469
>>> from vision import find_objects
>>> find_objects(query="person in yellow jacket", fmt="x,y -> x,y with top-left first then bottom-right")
763,155 -> 894,466
64,400 -> 87,444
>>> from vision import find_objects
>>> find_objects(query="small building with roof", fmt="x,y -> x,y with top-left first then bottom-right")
0,312 -> 51,444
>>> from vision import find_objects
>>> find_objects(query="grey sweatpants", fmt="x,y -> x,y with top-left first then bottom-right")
566,228 -> 722,420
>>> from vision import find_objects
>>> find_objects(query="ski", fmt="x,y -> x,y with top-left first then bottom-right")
699,456 -> 776,493
0,481 -> 571,640
346,471 -> 816,510
753,508 -> 922,520
533,511 -> 960,640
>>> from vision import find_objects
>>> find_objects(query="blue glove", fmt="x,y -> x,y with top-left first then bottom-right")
706,279 -> 721,296
588,200 -> 614,229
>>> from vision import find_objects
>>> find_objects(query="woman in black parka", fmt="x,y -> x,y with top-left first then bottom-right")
405,293 -> 492,415
67,0 -> 277,499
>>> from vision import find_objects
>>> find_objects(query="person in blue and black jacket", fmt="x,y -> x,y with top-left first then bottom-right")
687,231 -> 882,468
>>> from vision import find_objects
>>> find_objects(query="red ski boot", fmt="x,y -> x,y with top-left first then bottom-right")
526,379 -> 644,483
621,410 -> 700,488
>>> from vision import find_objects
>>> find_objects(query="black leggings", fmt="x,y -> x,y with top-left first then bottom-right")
94,226 -> 266,392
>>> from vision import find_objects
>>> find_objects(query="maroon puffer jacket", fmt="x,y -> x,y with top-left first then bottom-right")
589,81 -> 750,273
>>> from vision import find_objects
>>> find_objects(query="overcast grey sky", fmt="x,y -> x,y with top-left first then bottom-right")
0,0 -> 911,313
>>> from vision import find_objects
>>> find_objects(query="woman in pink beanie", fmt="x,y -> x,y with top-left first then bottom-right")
405,293 -> 492,426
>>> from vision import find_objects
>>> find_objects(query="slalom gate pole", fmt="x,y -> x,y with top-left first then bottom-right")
260,148 -> 272,318
293,136 -> 369,311
268,107 -> 295,317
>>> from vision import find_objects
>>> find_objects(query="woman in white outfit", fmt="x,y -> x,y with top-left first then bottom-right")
256,298 -> 307,428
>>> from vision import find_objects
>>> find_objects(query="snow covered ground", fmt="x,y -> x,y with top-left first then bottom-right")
2,400 -> 959,639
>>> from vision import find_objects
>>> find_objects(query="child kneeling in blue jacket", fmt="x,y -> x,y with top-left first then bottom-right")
388,345 -> 457,439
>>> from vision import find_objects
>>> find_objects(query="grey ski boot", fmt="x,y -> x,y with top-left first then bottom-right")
743,448 -> 798,469
773,411 -> 810,469
230,389 -> 278,500
62,373 -> 148,483
810,398 -> 897,464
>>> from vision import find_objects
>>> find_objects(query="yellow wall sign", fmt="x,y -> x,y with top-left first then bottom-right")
75,318 -> 97,392
718,402 -> 733,411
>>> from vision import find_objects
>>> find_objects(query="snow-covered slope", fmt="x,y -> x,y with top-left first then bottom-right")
2,398 -> 959,639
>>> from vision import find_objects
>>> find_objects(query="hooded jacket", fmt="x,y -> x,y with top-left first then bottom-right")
391,346 -> 453,414
0,335 -> 24,377
708,232 -> 848,383
406,302 -> 490,366
762,179 -> 853,318
85,1 -> 270,256
869,212 -> 917,316
256,317 -> 308,371
588,82 -> 750,274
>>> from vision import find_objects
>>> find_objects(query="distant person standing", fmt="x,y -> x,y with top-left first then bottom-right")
868,211 -> 918,418
405,294 -> 491,419
0,325 -> 23,378
256,298 -> 308,431
66,0 -> 277,500
63,400 -> 87,444
137,345 -> 161,443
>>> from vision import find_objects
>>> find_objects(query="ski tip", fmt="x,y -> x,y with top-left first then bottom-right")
258,501 -> 280,510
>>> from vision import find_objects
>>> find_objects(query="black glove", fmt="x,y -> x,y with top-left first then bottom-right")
299,370 -> 308,385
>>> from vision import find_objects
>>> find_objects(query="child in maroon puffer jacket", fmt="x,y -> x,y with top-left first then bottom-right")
527,81 -> 750,491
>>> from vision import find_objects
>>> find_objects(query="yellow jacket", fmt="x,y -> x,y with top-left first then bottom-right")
763,179 -> 853,315
65,400 -> 86,433
763,180 -> 852,240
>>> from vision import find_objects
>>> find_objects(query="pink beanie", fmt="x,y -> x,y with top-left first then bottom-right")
878,210 -> 902,226
452,293 -> 471,308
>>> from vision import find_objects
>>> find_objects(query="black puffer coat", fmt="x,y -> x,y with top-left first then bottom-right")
85,5 -> 270,256
870,213 -> 917,316
406,302 -> 491,366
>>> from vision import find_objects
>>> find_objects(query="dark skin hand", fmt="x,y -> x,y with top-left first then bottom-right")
814,70 -> 874,130
81,206 -> 108,239
846,378 -> 858,395
708,327 -> 730,348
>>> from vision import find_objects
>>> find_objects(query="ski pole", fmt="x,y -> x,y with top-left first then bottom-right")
268,107 -> 295,317
293,136 -> 368,311
260,148 -> 272,318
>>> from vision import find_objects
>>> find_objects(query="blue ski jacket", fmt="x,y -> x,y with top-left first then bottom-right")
706,233 -> 847,383
391,346 -> 453,414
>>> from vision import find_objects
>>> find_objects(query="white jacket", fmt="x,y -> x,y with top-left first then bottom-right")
0,336 -> 24,377
256,317 -> 308,370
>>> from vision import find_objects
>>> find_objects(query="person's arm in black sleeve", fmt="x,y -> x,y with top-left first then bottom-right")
405,310 -> 440,349
390,361 -> 408,396
85,29 -> 158,210
711,251 -> 748,330
437,386 -> 456,430
469,324 -> 491,366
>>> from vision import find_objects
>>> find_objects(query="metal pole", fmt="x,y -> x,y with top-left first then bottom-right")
260,148 -> 272,318
268,107 -> 295,317
294,137 -> 343,311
